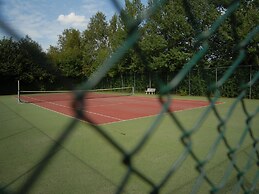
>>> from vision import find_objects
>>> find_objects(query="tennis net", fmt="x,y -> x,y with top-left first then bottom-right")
18,81 -> 134,103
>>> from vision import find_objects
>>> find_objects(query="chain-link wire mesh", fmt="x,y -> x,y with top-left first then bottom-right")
1,0 -> 258,193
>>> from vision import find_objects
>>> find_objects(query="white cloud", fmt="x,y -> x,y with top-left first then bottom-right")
0,0 -> 131,51
0,0 -> 60,49
57,12 -> 87,27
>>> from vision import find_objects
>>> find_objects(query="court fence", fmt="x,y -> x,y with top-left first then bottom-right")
1,0 -> 259,194
96,65 -> 259,99
5,64 -> 259,99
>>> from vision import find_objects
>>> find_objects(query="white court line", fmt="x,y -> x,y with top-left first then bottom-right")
20,96 -> 225,125
100,101 -> 226,125
21,96 -> 122,121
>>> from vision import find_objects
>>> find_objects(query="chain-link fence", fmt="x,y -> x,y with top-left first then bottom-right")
95,64 -> 259,99
1,0 -> 259,194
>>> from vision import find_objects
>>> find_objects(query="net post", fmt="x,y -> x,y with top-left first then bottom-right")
132,86 -> 135,95
17,80 -> 21,103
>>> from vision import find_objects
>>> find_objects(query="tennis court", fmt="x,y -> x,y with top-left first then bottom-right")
1,95 -> 258,194
1,0 -> 259,193
18,90 -> 218,125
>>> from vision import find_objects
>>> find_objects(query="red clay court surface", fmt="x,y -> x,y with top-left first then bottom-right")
20,94 -> 220,125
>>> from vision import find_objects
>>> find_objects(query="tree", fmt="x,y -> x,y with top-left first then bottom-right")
0,36 -> 49,81
201,0 -> 259,68
43,0 -> 258,96
49,28 -> 83,78
143,0 -> 194,74
108,14 -> 125,52
0,37 -> 20,76
0,36 -> 51,92
82,12 -> 109,76
18,36 -> 50,83
116,0 -> 145,74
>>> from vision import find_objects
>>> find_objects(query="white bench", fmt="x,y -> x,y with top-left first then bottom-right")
145,88 -> 156,94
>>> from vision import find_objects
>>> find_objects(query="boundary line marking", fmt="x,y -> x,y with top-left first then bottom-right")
18,96 -> 225,125
19,96 -> 122,121
100,101 -> 226,125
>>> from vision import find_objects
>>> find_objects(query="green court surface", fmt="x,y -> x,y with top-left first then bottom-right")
0,95 -> 259,194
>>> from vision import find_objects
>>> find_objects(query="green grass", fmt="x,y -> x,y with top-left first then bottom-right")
0,95 -> 258,194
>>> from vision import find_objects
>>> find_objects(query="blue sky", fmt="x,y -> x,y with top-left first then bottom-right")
0,0 -> 147,51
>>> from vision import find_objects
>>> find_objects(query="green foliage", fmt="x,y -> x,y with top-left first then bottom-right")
189,71 -> 207,96
0,36 -> 52,93
45,0 -> 257,98
1,0 -> 258,97
150,48 -> 191,72
178,89 -> 188,96
0,37 -> 19,76
49,29 -> 83,78
82,12 -> 110,77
